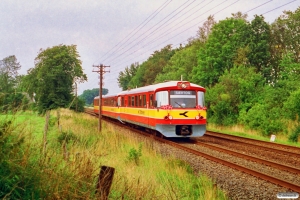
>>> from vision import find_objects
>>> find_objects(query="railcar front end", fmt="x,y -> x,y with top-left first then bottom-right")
150,82 -> 206,137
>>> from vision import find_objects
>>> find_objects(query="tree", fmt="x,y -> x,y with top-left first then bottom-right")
79,88 -> 108,106
142,45 -> 175,85
117,62 -> 139,90
192,17 -> 250,87
26,44 -> 87,114
196,15 -> 216,43
207,65 -> 264,125
270,7 -> 300,82
248,15 -> 272,82
155,41 -> 202,83
0,55 -> 21,93
0,55 -> 25,112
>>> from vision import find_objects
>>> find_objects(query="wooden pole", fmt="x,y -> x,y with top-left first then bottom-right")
43,110 -> 50,157
92,64 -> 110,132
95,166 -> 115,199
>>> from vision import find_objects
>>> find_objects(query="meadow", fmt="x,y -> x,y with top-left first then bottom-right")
0,109 -> 227,199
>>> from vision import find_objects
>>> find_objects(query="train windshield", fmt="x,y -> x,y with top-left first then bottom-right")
170,90 -> 196,108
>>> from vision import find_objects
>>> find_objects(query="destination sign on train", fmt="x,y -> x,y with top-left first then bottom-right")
171,91 -> 194,95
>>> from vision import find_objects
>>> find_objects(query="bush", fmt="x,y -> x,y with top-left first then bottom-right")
0,119 -> 44,199
57,130 -> 78,145
288,125 -> 300,143
239,103 -> 284,136
127,143 -> 142,165
69,97 -> 85,112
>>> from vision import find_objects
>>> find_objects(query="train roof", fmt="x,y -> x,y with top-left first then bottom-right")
95,81 -> 205,99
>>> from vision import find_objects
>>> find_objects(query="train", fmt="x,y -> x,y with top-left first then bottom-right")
94,81 -> 207,137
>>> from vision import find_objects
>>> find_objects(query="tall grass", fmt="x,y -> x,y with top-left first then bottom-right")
0,109 -> 228,199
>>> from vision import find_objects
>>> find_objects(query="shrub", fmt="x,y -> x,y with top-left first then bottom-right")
288,125 -> 300,143
57,130 -> 78,145
127,143 -> 142,165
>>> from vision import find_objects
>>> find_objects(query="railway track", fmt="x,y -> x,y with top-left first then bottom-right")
205,131 -> 300,155
83,108 -> 300,196
164,138 -> 300,193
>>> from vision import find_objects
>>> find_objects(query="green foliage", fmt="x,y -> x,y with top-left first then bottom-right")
118,63 -> 139,90
128,63 -> 147,89
0,120 -> 24,160
115,7 -> 300,139
0,119 -> 44,199
69,96 -> 85,112
26,44 -> 87,114
57,130 -> 78,145
0,55 -> 21,93
126,45 -> 176,88
192,17 -> 250,87
239,103 -> 284,136
207,66 -> 264,126
283,89 -> 300,121
272,7 -> 300,63
288,125 -> 300,143
155,41 -> 202,83
79,88 -> 108,106
0,55 -> 28,113
277,53 -> 300,91
248,15 -> 272,81
127,143 -> 142,165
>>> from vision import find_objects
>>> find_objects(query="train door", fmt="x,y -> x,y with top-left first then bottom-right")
147,93 -> 155,128
117,96 -> 121,120
142,94 -> 149,127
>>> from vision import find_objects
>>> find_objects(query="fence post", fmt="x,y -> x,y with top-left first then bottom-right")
96,166 -> 115,199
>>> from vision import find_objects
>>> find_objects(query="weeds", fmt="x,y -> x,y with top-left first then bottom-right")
127,143 -> 142,165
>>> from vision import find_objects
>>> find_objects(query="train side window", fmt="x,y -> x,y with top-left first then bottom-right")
121,97 -> 124,106
150,94 -> 153,107
155,91 -> 169,107
131,96 -> 134,107
139,95 -> 142,107
125,96 -> 128,107
143,95 -> 146,107
197,91 -> 205,107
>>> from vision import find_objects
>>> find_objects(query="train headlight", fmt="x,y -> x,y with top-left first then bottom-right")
195,115 -> 200,120
181,83 -> 187,88
168,115 -> 173,120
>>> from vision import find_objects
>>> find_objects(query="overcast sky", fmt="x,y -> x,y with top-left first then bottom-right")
1,0 -> 299,95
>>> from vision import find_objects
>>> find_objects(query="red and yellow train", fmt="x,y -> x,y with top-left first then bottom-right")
94,81 -> 207,137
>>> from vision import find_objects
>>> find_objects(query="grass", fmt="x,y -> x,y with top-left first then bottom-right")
207,124 -> 300,147
0,109 -> 228,199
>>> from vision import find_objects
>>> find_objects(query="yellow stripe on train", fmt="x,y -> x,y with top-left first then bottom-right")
102,106 -> 206,119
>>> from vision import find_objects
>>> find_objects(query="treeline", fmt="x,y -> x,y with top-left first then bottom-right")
118,9 -> 300,141
0,45 -> 88,114
79,88 -> 109,106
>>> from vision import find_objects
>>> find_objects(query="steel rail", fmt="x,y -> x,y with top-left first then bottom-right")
193,140 -> 300,175
205,131 -> 300,157
158,138 -> 300,193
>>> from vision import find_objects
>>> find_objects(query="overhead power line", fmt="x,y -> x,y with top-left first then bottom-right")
85,0 -> 299,94
100,0 -> 172,63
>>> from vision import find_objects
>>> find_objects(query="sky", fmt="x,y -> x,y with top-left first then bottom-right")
1,0 -> 299,95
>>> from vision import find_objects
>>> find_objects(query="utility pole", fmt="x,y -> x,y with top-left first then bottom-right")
93,64 -> 110,132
